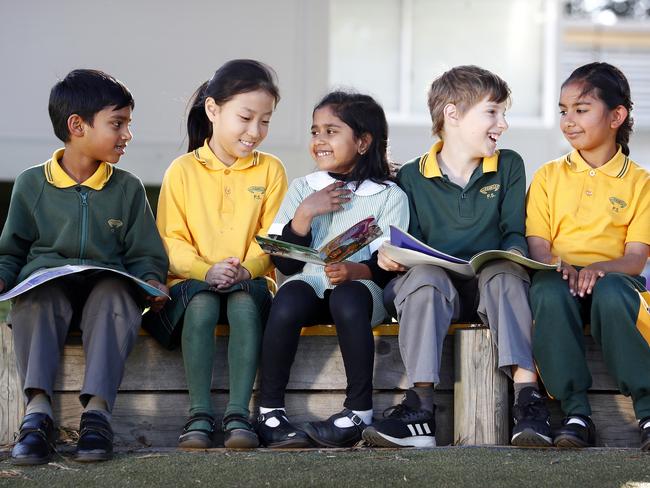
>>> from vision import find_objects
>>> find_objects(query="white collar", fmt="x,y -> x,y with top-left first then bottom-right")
305,171 -> 394,196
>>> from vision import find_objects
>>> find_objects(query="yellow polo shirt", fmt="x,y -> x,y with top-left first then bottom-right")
157,140 -> 287,286
526,147 -> 650,266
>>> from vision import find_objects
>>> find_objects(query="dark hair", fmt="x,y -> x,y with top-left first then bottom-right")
48,69 -> 134,143
427,65 -> 510,138
313,91 -> 392,186
562,62 -> 634,155
186,59 -> 280,152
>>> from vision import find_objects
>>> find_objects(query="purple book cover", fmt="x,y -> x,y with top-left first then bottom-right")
389,226 -> 468,264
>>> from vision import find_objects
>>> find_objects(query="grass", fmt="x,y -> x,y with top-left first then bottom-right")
1,446 -> 650,487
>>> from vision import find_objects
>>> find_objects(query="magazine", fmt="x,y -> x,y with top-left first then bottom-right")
381,226 -> 558,278
0,264 -> 170,301
256,216 -> 383,265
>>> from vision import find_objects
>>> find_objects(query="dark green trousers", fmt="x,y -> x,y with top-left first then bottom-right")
531,270 -> 650,419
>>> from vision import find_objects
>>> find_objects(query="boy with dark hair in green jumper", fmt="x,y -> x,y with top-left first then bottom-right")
362,65 -> 551,448
0,69 -> 169,464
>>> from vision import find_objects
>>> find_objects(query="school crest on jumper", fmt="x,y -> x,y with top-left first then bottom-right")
107,218 -> 123,232
480,184 -> 500,199
609,196 -> 627,213
248,186 -> 266,200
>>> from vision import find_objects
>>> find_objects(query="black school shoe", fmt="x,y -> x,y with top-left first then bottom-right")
510,387 -> 553,447
362,390 -> 436,448
639,417 -> 650,451
303,409 -> 368,448
75,411 -> 114,462
10,413 -> 56,465
178,412 -> 217,448
257,410 -> 313,448
223,414 -> 259,449
553,414 -> 596,448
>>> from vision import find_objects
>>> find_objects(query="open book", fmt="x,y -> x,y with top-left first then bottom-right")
0,264 -> 170,301
256,216 -> 382,265
381,226 -> 558,278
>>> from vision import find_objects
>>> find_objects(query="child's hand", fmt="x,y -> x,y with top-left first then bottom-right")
292,182 -> 352,235
557,262 -> 579,296
577,264 -> 606,297
378,244 -> 407,272
206,258 -> 251,290
324,262 -> 371,285
145,280 -> 169,312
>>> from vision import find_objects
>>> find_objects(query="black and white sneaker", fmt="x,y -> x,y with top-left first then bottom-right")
362,390 -> 435,448
511,387 -> 553,447
256,410 -> 313,448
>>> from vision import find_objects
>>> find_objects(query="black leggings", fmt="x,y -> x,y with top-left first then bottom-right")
259,280 -> 374,410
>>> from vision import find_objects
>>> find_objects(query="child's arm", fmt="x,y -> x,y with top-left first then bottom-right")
499,153 -> 528,255
240,164 -> 289,279
0,173 -> 38,290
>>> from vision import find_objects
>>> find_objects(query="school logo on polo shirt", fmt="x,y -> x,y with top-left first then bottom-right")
609,196 -> 627,213
480,184 -> 500,199
107,219 -> 123,232
248,186 -> 266,200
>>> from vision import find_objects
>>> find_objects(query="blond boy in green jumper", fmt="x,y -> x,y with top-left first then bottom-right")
363,65 -> 551,448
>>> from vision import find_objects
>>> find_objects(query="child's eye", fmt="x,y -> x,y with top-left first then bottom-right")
559,110 -> 567,116
112,122 -> 122,128
239,115 -> 251,121
326,128 -> 336,135
262,119 -> 270,126
310,130 -> 318,136
576,109 -> 587,114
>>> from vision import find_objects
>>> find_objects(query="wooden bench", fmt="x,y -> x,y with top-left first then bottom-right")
0,322 -> 640,448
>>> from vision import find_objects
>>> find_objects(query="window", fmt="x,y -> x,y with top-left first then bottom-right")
329,0 -> 558,126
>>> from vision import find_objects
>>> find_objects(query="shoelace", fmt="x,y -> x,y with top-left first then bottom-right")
382,403 -> 423,421
515,398 -> 548,422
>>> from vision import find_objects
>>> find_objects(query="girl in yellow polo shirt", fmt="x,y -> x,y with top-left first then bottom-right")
526,62 -> 650,449
144,60 -> 287,448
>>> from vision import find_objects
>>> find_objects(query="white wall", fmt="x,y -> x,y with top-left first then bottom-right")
1,1 -> 648,187
0,0 -> 328,184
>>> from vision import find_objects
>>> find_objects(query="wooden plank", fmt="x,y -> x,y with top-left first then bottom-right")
53,335 -> 456,392
52,391 -> 454,448
0,325 -> 24,445
454,328 -> 509,446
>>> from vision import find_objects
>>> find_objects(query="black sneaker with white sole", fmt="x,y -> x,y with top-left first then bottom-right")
362,390 -> 435,448
256,410 -> 313,448
554,414 -> 596,448
511,387 -> 553,447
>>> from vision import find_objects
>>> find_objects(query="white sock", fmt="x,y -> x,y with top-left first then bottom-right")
259,407 -> 285,428
26,392 -> 53,418
84,396 -> 111,422
567,416 -> 588,428
333,409 -> 373,428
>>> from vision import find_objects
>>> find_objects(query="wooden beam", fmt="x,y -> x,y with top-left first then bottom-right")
0,325 -> 24,445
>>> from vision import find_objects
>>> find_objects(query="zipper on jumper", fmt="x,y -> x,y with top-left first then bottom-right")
76,187 -> 89,264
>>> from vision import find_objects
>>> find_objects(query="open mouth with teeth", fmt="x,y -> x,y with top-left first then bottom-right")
115,144 -> 127,154
315,150 -> 333,158
239,140 -> 255,148
488,133 -> 500,144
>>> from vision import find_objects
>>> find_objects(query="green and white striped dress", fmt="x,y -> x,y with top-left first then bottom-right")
268,171 -> 410,326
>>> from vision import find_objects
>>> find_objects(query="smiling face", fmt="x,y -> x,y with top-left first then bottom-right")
81,105 -> 133,164
559,82 -> 618,154
455,96 -> 508,159
310,105 -> 366,174
206,89 -> 275,166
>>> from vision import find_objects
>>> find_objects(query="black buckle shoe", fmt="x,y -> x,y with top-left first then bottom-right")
511,387 -> 553,447
256,410 -> 312,448
639,417 -> 650,451
304,409 -> 368,448
178,412 -> 216,449
222,414 -> 259,449
554,415 -> 596,448
10,413 -> 56,465
75,411 -> 114,462
362,390 -> 436,448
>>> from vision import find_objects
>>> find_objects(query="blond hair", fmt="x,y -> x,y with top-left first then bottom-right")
427,65 -> 510,138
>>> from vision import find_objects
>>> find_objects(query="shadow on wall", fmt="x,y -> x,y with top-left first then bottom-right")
0,182 -> 163,230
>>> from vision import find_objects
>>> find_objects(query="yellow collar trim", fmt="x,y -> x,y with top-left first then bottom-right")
193,139 -> 257,171
419,141 -> 499,178
44,148 -> 113,190
565,146 -> 629,178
